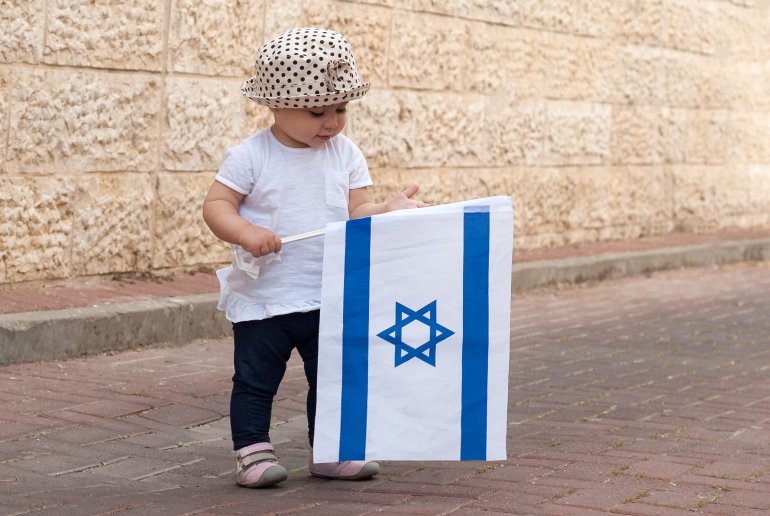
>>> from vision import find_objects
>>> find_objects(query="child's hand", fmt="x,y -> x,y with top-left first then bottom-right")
384,184 -> 429,212
237,225 -> 282,257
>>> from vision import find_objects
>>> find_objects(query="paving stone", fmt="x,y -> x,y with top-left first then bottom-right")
1,263 -> 770,512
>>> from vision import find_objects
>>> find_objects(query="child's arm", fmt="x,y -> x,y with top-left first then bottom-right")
202,181 -> 282,257
348,184 -> 428,219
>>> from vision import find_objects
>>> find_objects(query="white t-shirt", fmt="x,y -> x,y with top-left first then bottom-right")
214,128 -> 372,322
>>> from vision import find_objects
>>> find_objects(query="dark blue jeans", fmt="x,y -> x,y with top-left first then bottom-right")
230,310 -> 319,451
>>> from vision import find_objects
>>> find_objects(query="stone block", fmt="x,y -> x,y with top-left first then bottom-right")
345,89 -> 414,169
613,0 -> 664,46
0,176 -> 76,283
389,13 -> 467,91
163,77 -> 255,172
168,0 -> 265,76
726,111 -> 770,164
662,53 -> 731,109
726,61 -> 770,111
0,70 -> 7,171
264,0 -> 303,38
543,101 -> 611,166
71,174 -> 153,276
602,45 -> 665,105
399,91 -> 487,167
664,0 -> 718,55
508,165 -> 673,249
684,110 -> 728,164
671,165 -> 749,232
611,106 -> 664,165
520,0 -> 614,37
465,23 -> 529,95
6,68 -> 158,174
410,0 -> 520,25
484,97 -> 545,166
301,0 -> 391,89
374,167 -> 458,206
519,31 -> 606,101
746,165 -> 770,222
660,108 -> 688,164
714,1 -> 763,60
153,173 -> 229,269
44,0 -> 163,70
0,0 -> 43,64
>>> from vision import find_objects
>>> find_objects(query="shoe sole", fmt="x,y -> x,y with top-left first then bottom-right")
238,465 -> 288,488
310,462 -> 380,480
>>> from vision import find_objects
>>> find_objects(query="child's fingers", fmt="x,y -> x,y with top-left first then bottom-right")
400,184 -> 420,198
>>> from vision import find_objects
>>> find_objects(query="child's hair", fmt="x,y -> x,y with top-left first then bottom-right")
241,28 -> 370,109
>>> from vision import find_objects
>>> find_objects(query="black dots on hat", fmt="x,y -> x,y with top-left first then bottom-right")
241,28 -> 370,108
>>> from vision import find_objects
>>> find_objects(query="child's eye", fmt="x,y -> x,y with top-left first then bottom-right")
336,108 -> 347,114
309,111 -> 324,117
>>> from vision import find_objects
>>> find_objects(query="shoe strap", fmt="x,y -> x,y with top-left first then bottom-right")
240,451 -> 278,470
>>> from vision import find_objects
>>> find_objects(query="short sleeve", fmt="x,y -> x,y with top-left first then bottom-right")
343,137 -> 373,190
215,144 -> 255,195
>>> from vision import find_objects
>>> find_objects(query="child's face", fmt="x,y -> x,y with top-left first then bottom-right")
270,103 -> 348,148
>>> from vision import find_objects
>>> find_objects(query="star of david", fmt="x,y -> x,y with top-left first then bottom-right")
376,300 -> 455,367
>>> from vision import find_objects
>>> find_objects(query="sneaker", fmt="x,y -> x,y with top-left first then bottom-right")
308,457 -> 380,480
234,442 -> 288,487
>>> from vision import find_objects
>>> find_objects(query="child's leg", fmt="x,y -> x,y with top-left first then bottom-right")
230,317 -> 294,450
293,310 -> 320,446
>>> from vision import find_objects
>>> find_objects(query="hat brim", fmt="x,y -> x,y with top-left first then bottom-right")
241,82 -> 371,109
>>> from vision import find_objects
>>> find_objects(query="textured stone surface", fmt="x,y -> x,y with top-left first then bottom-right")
0,0 -> 43,64
302,0 -> 391,89
153,173 -> 229,269
0,177 -> 76,283
543,101 -> 611,166
45,0 -> 163,70
389,13 -> 467,91
163,77 -> 256,172
0,70 -> 8,171
484,98 -> 546,166
345,89 -> 414,169
520,0 -> 614,37
71,175 -> 153,275
169,0 -> 265,76
465,24 -> 529,95
611,106 -> 664,165
410,0 -> 520,25
671,165 -> 745,232
508,166 -> 673,249
727,110 -> 770,164
401,91 -> 488,167
6,69 -> 158,174
1,0 -> 769,285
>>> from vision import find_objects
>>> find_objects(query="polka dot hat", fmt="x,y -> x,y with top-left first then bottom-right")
241,28 -> 371,109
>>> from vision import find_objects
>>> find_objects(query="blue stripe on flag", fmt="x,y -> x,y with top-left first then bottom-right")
461,206 -> 490,460
339,217 -> 371,460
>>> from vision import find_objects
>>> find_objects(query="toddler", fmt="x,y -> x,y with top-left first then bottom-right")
202,27 -> 426,487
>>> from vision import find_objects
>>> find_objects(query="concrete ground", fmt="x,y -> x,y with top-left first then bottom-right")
1,258 -> 769,514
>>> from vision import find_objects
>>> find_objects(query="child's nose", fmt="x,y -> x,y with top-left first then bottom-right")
323,115 -> 338,128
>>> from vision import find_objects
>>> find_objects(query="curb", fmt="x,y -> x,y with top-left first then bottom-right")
2,238 -> 769,366
510,237 -> 770,292
0,294 -> 229,366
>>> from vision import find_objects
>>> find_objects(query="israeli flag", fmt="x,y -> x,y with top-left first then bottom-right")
314,197 -> 513,462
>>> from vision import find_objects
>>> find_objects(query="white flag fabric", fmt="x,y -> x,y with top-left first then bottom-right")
314,196 -> 513,462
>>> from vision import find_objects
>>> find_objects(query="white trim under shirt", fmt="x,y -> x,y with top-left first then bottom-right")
214,127 -> 373,322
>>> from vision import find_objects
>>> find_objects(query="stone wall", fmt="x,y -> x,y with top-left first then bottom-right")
1,0 -> 769,286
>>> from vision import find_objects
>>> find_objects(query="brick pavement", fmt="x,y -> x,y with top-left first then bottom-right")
1,261 -> 769,514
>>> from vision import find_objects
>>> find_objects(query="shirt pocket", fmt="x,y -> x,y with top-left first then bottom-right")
324,167 -> 349,209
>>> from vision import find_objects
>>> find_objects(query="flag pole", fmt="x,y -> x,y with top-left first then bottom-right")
281,228 -> 325,244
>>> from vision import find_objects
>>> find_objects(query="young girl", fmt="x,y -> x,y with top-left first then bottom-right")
202,28 -> 426,488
